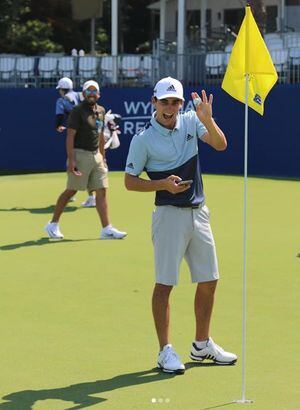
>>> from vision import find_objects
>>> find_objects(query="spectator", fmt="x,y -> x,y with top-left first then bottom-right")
46,80 -> 127,240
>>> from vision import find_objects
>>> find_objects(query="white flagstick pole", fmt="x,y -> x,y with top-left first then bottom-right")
243,73 -> 252,404
234,5 -> 253,404
235,72 -> 253,407
242,74 -> 249,403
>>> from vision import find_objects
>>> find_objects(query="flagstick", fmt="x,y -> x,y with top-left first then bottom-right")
234,73 -> 253,405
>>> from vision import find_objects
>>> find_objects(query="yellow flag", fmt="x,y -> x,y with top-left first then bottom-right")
221,6 -> 278,115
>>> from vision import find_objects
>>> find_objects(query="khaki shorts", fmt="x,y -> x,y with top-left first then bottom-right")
67,149 -> 108,191
151,205 -> 219,286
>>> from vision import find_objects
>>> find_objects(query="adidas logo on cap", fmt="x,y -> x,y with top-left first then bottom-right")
166,84 -> 176,92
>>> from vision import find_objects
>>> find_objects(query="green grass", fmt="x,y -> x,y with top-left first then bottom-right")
0,172 -> 299,410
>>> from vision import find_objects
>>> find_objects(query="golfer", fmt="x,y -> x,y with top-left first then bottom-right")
124,76 -> 237,374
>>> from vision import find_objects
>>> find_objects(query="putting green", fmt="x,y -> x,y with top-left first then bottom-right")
0,172 -> 299,410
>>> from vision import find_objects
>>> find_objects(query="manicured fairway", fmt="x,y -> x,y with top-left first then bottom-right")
0,172 -> 299,410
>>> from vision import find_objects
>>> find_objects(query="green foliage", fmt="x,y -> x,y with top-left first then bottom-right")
96,27 -> 110,54
0,0 -> 30,52
7,19 -> 63,54
0,0 -> 153,55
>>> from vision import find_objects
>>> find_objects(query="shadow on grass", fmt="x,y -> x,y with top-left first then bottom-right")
297,253 -> 300,258
199,402 -> 237,410
0,368 -> 174,410
185,361 -> 236,370
0,206 -> 77,214
0,238 -> 98,251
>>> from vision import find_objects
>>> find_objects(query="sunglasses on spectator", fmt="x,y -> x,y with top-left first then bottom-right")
85,89 -> 98,95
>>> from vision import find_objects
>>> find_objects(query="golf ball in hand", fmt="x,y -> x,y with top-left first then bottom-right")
193,97 -> 202,107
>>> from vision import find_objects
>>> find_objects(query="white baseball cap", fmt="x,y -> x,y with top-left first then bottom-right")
56,77 -> 73,89
153,76 -> 185,101
82,80 -> 100,92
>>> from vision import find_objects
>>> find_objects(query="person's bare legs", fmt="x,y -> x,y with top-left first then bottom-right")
194,280 -> 218,341
95,188 -> 109,227
52,189 -> 77,222
152,284 -> 173,349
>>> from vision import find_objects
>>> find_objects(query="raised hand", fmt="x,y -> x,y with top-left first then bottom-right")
191,90 -> 213,124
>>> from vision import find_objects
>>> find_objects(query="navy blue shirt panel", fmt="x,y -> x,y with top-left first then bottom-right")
146,154 -> 204,207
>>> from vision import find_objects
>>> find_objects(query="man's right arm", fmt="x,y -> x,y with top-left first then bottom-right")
124,134 -> 189,194
66,128 -> 81,176
55,98 -> 66,132
124,173 -> 190,194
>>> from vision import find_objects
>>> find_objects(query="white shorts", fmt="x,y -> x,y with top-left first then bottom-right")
151,205 -> 219,286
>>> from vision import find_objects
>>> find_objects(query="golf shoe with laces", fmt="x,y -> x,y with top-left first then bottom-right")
190,337 -> 237,365
45,221 -> 64,239
100,225 -> 127,239
157,344 -> 185,374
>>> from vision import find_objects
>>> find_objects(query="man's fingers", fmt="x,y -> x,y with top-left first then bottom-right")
168,175 -> 182,182
201,89 -> 208,103
72,169 -> 82,176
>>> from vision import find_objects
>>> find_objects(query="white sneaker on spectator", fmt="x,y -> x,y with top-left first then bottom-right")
100,225 -> 127,239
157,344 -> 185,374
45,221 -> 64,239
190,337 -> 237,365
81,195 -> 96,207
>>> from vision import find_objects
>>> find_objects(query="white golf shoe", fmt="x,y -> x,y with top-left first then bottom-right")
45,221 -> 64,239
100,225 -> 127,239
157,344 -> 185,374
81,195 -> 96,207
190,337 -> 237,365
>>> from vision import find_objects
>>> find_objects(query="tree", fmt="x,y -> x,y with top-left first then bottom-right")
0,0 -> 29,52
0,0 -> 65,54
7,20 -> 63,54
0,0 -> 167,55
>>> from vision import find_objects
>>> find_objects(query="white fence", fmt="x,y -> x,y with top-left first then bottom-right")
0,47 -> 300,88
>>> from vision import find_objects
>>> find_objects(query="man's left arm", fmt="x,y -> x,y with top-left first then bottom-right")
98,107 -> 106,165
192,90 -> 227,151
202,117 -> 227,151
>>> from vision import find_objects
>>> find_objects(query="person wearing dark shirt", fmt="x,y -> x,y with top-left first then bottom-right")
45,80 -> 127,240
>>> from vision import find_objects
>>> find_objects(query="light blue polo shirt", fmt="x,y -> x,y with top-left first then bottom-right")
55,91 -> 81,116
125,110 -> 208,207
